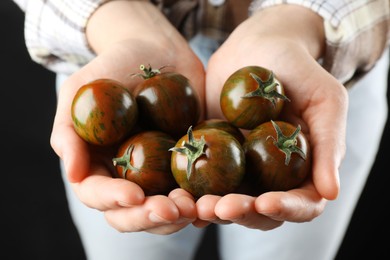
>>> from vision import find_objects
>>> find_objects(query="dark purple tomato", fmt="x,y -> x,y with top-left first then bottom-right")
71,78 -> 138,146
220,65 -> 289,130
132,65 -> 201,138
243,120 -> 311,194
112,130 -> 178,196
193,118 -> 245,145
170,126 -> 245,198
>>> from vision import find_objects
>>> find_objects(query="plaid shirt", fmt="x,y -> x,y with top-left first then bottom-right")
13,0 -> 390,85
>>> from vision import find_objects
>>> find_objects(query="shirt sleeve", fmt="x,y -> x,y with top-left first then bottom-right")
13,0 -> 114,74
249,0 -> 390,85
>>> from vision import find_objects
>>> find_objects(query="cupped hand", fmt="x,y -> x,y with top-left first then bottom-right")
197,5 -> 348,230
50,1 -> 204,234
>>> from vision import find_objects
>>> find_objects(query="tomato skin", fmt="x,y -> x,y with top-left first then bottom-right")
170,128 -> 246,198
113,131 -> 178,196
133,72 -> 201,138
193,118 -> 245,145
243,120 -> 311,194
71,79 -> 138,146
220,66 -> 287,130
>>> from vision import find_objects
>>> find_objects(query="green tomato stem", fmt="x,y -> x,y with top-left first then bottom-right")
269,120 -> 306,165
242,71 -> 290,107
112,145 -> 140,178
264,81 -> 278,93
169,126 -> 206,179
129,64 -> 164,79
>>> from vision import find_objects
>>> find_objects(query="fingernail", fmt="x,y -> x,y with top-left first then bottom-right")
149,212 -> 172,224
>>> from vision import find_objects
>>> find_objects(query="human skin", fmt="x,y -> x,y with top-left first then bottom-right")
197,4 -> 348,228
50,1 -> 347,234
51,1 -> 204,234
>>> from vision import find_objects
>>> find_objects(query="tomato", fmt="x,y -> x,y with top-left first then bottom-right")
193,118 -> 245,145
71,78 -> 138,146
170,126 -> 245,198
132,65 -> 201,138
112,130 -> 178,196
243,120 -> 311,194
220,65 -> 289,130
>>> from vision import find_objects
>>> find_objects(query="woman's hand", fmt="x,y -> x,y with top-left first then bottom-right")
50,1 -> 204,234
198,5 -> 348,230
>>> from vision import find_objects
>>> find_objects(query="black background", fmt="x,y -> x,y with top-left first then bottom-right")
2,2 -> 389,259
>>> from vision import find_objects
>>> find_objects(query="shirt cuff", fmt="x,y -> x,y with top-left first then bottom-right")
23,0 -> 113,74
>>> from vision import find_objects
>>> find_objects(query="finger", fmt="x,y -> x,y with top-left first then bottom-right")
143,222 -> 191,235
275,56 -> 347,201
168,188 -> 197,221
215,194 -> 283,231
51,122 -> 91,183
255,182 -> 326,223
302,70 -> 348,200
50,76 -> 91,183
214,194 -> 255,220
104,195 -> 180,234
196,195 -> 220,221
196,195 -> 231,225
192,219 -> 212,228
145,189 -> 198,235
72,175 -> 145,211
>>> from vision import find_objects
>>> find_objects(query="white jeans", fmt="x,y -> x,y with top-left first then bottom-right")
57,35 -> 389,260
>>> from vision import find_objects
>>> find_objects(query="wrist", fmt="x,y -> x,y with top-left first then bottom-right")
86,1 -> 171,54
249,5 -> 325,60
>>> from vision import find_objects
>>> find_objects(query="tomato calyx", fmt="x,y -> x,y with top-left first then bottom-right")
169,126 -> 206,179
243,72 -> 290,106
112,145 -> 140,178
131,64 -> 170,79
267,120 -> 306,165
